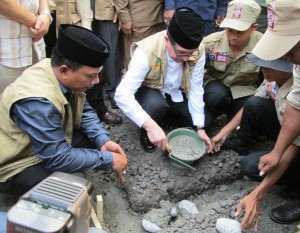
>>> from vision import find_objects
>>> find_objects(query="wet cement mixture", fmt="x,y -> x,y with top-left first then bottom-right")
87,107 -> 299,233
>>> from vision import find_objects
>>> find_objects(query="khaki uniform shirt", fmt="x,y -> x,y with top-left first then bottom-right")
202,31 -> 263,99
287,66 -> 300,110
287,66 -> 300,146
256,77 -> 300,146
114,0 -> 163,26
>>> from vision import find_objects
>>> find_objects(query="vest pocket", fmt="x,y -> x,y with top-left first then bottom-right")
69,2 -> 81,24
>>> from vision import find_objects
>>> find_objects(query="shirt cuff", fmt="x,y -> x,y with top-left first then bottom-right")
192,113 -> 205,127
94,134 -> 110,148
119,13 -> 132,24
96,151 -> 113,170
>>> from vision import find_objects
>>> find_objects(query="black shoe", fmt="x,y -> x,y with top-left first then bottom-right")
100,110 -> 122,125
140,129 -> 155,153
223,136 -> 250,155
279,186 -> 300,200
269,204 -> 300,224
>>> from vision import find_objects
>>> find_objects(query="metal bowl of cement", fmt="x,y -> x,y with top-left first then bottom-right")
167,128 -> 206,169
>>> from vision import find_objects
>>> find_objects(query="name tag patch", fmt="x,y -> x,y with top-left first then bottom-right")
208,47 -> 227,62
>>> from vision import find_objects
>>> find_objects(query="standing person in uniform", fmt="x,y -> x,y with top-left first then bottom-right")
235,0 -> 300,229
163,0 -> 228,36
115,8 -> 213,153
114,0 -> 166,70
44,0 -> 93,57
89,0 -> 123,111
202,0 -> 262,129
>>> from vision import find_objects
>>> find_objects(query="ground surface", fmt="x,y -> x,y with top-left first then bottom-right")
87,108 -> 300,233
1,106 -> 299,233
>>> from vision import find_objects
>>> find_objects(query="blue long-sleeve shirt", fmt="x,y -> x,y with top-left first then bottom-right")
11,87 -> 113,173
164,0 -> 228,20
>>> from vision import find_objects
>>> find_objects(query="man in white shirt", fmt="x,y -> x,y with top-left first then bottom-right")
115,8 -> 213,153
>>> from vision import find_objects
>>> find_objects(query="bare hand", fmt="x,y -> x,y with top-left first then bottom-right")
198,129 -> 213,154
258,152 -> 281,176
163,10 -> 175,25
29,14 -> 50,42
121,21 -> 134,37
112,152 -> 128,182
236,193 -> 260,231
215,15 -> 225,26
101,140 -> 126,157
211,133 -> 228,153
146,125 -> 167,151
101,141 -> 127,182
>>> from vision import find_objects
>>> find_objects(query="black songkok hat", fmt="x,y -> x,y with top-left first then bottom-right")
56,24 -> 111,68
168,7 -> 204,49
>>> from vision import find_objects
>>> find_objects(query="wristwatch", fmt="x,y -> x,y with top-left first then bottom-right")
39,11 -> 53,24
196,126 -> 205,130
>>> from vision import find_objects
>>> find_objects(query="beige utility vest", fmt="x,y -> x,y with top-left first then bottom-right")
0,59 -> 85,182
56,0 -> 80,32
131,30 -> 204,97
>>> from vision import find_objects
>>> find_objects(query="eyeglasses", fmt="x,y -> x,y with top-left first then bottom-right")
170,42 -> 200,58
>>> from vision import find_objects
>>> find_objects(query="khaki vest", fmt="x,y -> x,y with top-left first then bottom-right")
0,59 -> 85,182
94,0 -> 115,20
56,0 -> 80,33
131,30 -> 204,97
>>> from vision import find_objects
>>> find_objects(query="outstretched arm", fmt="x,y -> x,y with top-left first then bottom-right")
211,108 -> 243,152
259,104 -> 300,175
236,143 -> 298,230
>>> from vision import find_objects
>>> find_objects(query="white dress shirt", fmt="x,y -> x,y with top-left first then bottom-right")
115,46 -> 206,128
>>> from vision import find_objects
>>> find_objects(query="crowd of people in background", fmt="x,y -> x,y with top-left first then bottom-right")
1,0 -> 300,232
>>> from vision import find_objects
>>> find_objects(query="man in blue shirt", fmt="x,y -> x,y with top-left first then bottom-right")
164,0 -> 228,36
0,24 -> 127,197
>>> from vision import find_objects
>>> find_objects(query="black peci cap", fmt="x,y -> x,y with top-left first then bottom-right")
56,24 -> 111,68
168,7 -> 204,49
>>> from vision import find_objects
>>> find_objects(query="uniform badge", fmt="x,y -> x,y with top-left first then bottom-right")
272,84 -> 277,94
209,53 -> 217,60
216,54 -> 227,62
155,58 -> 161,70
232,7 -> 242,19
212,47 -> 218,53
